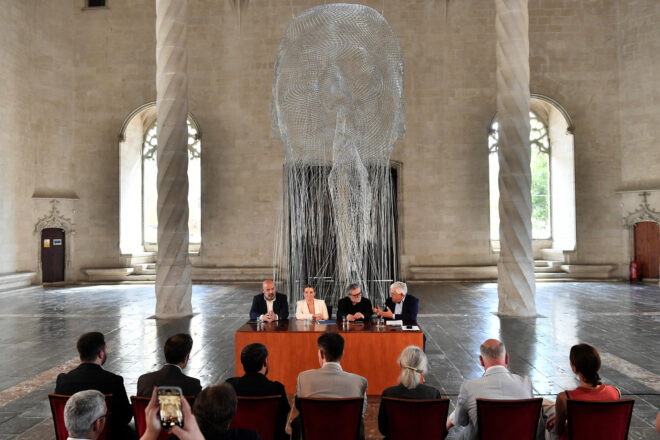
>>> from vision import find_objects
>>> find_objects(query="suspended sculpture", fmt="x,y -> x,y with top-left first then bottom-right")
271,4 -> 405,306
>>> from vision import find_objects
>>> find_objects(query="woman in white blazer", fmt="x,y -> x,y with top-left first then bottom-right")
296,285 -> 329,320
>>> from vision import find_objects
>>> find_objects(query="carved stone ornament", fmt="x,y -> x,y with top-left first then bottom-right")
623,192 -> 660,227
34,200 -> 75,234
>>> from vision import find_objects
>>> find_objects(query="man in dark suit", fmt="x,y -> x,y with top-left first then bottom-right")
373,281 -> 419,321
249,279 -> 289,322
226,343 -> 290,440
55,332 -> 133,438
137,333 -> 202,397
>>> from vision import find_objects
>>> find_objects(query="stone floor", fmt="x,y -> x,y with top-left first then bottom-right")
0,282 -> 658,439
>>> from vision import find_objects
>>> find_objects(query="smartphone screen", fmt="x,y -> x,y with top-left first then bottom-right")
157,386 -> 184,429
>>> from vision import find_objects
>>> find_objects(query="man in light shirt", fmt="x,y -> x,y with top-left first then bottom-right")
63,390 -> 107,440
446,339 -> 536,440
249,279 -> 290,322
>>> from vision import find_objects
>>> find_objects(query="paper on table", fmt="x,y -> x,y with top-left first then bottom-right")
402,325 -> 420,331
317,320 -> 335,324
386,320 -> 403,326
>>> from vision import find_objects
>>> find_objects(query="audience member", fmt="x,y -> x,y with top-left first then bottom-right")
226,343 -> 290,440
287,332 -> 368,440
63,390 -> 107,440
194,384 -> 261,440
373,281 -> 419,321
446,339 -> 534,440
249,280 -> 289,322
137,333 -> 202,397
295,285 -> 329,321
545,344 -> 620,440
336,283 -> 373,322
55,332 -> 133,438
378,345 -> 441,439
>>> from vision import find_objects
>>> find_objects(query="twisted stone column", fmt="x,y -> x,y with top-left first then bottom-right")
155,0 -> 192,318
495,0 -> 536,316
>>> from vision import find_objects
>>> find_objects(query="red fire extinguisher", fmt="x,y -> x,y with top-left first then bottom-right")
630,261 -> 639,283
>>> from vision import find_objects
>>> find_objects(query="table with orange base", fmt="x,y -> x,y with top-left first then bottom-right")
234,319 -> 423,395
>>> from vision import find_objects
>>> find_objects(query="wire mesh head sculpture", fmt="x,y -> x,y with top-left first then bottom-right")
272,4 -> 404,305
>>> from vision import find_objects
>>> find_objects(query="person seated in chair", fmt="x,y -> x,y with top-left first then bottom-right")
373,281 -> 419,321
63,390 -> 107,440
545,344 -> 620,440
336,283 -> 373,322
287,332 -> 368,440
446,339 -> 534,440
137,333 -> 202,397
378,345 -> 441,439
55,332 -> 133,438
249,280 -> 289,322
226,343 -> 290,440
295,285 -> 329,321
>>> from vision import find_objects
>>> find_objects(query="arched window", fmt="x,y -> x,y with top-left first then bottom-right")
488,111 -> 550,240
488,96 -> 575,251
119,103 -> 201,256
142,118 -> 201,244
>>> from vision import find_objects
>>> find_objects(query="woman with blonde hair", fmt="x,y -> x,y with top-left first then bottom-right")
295,285 -> 329,321
378,345 -> 442,438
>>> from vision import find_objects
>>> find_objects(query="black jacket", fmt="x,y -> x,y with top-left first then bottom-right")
385,294 -> 419,321
249,293 -> 289,321
336,296 -> 373,321
226,372 -> 290,440
55,363 -> 133,438
137,364 -> 202,397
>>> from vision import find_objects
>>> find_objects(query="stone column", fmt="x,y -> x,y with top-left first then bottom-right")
495,0 -> 536,316
155,0 -> 192,318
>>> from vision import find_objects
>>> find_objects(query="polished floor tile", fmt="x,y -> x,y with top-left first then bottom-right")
0,282 -> 659,439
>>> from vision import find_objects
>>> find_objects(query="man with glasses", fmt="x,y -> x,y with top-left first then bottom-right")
63,390 -> 107,440
336,283 -> 373,322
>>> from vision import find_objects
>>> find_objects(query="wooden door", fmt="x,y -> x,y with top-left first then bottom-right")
634,221 -> 659,279
41,228 -> 65,283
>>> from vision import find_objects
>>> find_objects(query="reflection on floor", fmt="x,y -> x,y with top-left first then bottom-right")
0,282 -> 658,439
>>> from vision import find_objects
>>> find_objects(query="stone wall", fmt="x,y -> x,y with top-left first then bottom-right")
2,0 -> 651,281
0,1 -> 75,276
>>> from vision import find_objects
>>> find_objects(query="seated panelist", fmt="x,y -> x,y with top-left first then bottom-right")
373,281 -> 419,321
336,283 -> 373,322
249,279 -> 289,322
295,285 -> 329,320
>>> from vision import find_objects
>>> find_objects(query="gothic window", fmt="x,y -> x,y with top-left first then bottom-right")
487,96 -> 576,251
142,118 -> 201,244
488,111 -> 551,240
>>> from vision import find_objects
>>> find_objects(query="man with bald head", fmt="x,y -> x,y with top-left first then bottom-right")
446,339 -> 534,440
249,280 -> 289,322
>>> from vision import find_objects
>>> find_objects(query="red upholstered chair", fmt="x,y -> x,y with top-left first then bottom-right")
476,397 -> 543,440
131,395 -> 196,440
566,399 -> 634,440
48,393 -> 111,440
298,397 -> 363,440
229,395 -> 282,440
380,397 -> 450,439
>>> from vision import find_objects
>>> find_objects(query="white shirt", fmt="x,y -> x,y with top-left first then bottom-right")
394,295 -> 405,316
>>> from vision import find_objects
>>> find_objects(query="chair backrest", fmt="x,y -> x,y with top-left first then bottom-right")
381,397 -> 450,440
476,397 -> 543,440
48,393 -> 111,440
566,399 -> 634,440
131,395 -> 196,440
326,304 -> 333,320
298,397 -> 363,440
228,395 -> 282,440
